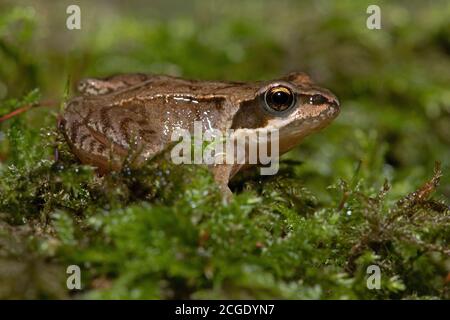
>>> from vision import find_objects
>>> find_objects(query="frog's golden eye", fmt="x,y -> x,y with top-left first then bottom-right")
264,86 -> 295,113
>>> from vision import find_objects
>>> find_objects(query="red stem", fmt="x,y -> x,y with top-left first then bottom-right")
0,104 -> 33,122
0,100 -> 57,123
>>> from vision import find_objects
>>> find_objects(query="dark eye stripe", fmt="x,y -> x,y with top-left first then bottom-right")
308,94 -> 328,105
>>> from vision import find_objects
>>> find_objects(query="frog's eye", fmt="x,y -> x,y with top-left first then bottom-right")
264,86 -> 296,113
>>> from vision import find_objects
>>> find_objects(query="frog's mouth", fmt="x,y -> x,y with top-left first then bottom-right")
269,98 -> 339,132
276,101 -> 340,153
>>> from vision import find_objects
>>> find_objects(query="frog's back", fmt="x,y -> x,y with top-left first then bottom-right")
62,74 -> 255,172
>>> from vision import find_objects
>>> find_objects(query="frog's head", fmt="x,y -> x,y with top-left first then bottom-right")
231,72 -> 340,154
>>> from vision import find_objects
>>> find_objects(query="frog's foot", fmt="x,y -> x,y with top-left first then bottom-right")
219,184 -> 233,204
77,73 -> 151,96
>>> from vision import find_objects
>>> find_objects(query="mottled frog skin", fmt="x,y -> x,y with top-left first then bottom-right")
61,73 -> 340,193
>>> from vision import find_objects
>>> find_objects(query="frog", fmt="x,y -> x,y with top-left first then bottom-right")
60,72 -> 340,196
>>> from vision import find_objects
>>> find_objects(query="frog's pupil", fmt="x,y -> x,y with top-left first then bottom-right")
266,87 -> 294,112
272,91 -> 289,105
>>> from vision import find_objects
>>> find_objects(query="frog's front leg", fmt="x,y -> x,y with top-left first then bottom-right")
77,73 -> 151,96
211,164 -> 234,203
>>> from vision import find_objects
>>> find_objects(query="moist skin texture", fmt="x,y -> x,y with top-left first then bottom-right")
61,72 -> 340,196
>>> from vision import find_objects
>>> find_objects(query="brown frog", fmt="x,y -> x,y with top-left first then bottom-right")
61,73 -> 340,195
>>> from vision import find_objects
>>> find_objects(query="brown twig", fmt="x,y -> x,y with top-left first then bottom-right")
0,100 -> 58,123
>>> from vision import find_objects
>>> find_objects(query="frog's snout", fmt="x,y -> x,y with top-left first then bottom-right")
326,91 -> 340,114
322,89 -> 339,107
330,97 -> 340,111
331,95 -> 339,107
330,100 -> 340,119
